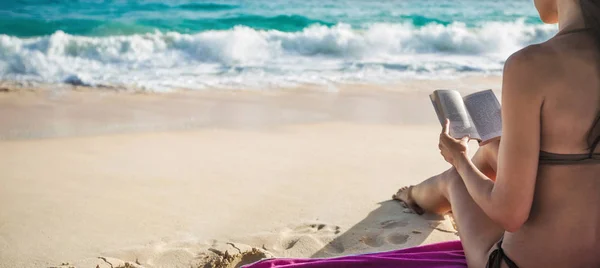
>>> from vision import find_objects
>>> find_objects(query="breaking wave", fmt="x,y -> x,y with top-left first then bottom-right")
0,21 -> 557,90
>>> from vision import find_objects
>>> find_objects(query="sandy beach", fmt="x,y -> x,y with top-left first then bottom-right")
0,77 -> 500,268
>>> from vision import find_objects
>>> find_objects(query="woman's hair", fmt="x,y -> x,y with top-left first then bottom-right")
580,0 -> 600,44
580,0 -> 600,149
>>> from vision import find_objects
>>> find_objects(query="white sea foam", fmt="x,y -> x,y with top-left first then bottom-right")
0,21 -> 557,90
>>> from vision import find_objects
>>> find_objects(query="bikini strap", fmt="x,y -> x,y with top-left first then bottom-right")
557,27 -> 592,36
487,239 -> 520,268
588,115 -> 600,158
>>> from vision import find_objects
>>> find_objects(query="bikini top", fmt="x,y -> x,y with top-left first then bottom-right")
539,149 -> 600,165
538,27 -> 600,165
539,115 -> 600,165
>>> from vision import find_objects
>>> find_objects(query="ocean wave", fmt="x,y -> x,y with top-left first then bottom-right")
0,21 -> 557,90
108,2 -> 240,12
0,14 -> 333,37
176,3 -> 240,11
214,15 -> 334,32
398,15 -> 452,27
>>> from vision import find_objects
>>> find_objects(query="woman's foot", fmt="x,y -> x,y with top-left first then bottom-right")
392,186 -> 425,215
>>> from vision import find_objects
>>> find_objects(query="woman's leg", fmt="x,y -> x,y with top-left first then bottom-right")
393,139 -> 505,267
443,169 -> 505,267
393,139 -> 499,214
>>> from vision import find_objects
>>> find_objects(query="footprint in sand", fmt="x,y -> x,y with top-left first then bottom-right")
359,220 -> 411,248
380,220 -> 409,229
360,232 -> 408,247
360,231 -> 385,247
272,223 -> 344,254
386,233 -> 410,245
292,223 -> 341,235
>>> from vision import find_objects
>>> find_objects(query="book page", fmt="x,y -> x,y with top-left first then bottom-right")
432,90 -> 480,140
429,93 -> 446,125
463,90 -> 502,143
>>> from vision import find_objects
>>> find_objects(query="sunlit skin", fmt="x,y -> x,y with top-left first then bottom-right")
393,0 -> 600,267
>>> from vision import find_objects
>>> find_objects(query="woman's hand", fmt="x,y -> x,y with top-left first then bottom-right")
439,119 -> 470,167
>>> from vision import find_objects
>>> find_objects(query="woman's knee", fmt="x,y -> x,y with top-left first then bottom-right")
439,168 -> 465,199
474,139 -> 500,179
480,139 -> 500,162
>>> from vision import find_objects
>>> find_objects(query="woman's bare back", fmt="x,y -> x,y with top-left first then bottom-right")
392,1 -> 600,267
503,30 -> 600,267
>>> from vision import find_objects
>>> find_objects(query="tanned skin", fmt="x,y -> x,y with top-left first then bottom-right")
393,0 -> 600,267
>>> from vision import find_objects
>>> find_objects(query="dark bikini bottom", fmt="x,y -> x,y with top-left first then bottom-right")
487,239 -> 519,268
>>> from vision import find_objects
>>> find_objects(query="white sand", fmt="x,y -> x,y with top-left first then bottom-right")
0,77 -> 500,268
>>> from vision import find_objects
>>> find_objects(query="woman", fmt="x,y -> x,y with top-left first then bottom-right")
393,0 -> 600,267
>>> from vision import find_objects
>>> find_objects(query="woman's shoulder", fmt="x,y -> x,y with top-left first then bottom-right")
506,43 -> 559,73
506,32 -> 592,76
503,43 -> 562,94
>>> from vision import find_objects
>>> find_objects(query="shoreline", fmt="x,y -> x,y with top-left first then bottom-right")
0,76 -> 501,140
1,75 -> 501,93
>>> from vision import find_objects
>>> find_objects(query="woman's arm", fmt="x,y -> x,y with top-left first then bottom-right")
440,46 -> 546,232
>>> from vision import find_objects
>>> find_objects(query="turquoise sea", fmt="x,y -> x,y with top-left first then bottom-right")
0,0 -> 557,90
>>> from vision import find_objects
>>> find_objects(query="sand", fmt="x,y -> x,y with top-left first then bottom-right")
0,76 -> 500,268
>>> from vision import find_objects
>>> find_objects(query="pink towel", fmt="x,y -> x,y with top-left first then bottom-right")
243,240 -> 467,268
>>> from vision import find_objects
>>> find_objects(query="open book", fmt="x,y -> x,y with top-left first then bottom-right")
430,89 -> 502,145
